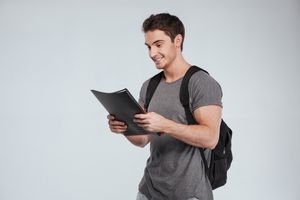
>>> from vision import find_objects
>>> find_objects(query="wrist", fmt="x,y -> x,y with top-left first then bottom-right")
163,118 -> 178,135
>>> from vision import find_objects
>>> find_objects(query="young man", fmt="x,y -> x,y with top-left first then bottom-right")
107,13 -> 222,200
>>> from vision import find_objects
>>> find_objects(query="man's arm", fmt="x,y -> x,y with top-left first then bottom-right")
126,135 -> 151,147
107,115 -> 151,148
134,105 -> 222,149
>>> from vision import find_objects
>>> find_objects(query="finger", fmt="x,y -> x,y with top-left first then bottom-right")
134,114 -> 148,119
141,107 -> 147,113
136,124 -> 144,128
111,128 -> 126,133
107,114 -> 115,120
110,125 -> 127,129
110,120 -> 126,126
133,118 -> 148,124
111,126 -> 127,133
136,123 -> 148,129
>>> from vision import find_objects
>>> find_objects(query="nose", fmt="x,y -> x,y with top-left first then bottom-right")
149,47 -> 157,59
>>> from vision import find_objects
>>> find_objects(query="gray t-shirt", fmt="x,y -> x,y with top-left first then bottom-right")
138,70 -> 223,200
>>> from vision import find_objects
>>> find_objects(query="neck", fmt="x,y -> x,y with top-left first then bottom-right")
163,54 -> 191,83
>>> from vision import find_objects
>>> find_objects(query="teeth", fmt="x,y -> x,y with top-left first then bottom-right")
154,57 -> 162,62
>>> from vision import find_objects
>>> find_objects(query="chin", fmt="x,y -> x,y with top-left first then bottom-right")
155,63 -> 166,69
155,65 -> 164,69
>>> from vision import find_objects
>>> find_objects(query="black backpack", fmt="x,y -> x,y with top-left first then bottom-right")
144,65 -> 233,190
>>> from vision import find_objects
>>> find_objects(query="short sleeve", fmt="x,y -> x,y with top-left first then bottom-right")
189,70 -> 223,111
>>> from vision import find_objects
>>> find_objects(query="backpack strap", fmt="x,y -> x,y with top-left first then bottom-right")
179,65 -> 210,174
144,71 -> 164,110
179,65 -> 209,124
180,66 -> 208,124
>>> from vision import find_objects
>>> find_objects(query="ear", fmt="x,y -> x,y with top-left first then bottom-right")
174,34 -> 183,48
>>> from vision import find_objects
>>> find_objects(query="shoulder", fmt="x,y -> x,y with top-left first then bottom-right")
190,69 -> 219,86
188,68 -> 223,110
189,69 -> 222,93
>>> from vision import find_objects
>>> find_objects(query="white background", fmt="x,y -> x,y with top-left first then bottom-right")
0,0 -> 299,199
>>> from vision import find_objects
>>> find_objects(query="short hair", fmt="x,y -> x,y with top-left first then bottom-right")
142,13 -> 185,51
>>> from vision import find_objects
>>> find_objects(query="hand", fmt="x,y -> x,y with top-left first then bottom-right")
107,114 -> 127,134
134,112 -> 167,133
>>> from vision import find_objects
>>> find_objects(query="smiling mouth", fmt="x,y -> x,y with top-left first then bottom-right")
153,56 -> 163,64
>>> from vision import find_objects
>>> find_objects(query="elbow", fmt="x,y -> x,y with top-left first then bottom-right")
126,135 -> 149,148
135,141 -> 147,148
206,140 -> 217,150
205,130 -> 219,150
133,138 -> 149,148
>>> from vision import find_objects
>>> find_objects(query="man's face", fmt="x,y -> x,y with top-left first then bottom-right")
144,30 -> 178,69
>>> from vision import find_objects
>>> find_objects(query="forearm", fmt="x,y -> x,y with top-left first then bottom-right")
125,135 -> 150,147
133,108 -> 221,149
162,119 -> 219,149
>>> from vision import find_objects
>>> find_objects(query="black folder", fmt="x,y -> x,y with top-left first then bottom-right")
91,88 -> 151,136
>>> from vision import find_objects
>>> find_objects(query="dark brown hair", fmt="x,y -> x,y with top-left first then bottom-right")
142,13 -> 185,50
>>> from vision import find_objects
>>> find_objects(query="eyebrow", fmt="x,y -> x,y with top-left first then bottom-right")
144,40 -> 165,47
